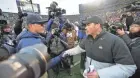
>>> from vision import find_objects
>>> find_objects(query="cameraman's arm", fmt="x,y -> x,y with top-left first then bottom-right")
46,55 -> 61,70
14,19 -> 23,35
47,18 -> 53,32
59,15 -> 64,30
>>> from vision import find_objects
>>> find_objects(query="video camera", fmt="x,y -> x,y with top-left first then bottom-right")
47,1 -> 66,18
0,44 -> 49,78
18,12 -> 28,19
109,22 -> 125,34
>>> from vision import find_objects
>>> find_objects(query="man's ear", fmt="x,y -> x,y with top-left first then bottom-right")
28,24 -> 32,27
95,24 -> 100,28
29,24 -> 35,28
28,24 -> 35,30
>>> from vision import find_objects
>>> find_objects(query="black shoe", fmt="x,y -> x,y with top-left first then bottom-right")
67,69 -> 72,76
71,61 -> 74,65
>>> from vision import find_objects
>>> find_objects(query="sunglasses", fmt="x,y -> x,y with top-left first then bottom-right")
35,24 -> 44,27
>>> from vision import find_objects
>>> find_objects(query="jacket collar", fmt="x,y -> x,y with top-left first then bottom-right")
87,30 -> 106,40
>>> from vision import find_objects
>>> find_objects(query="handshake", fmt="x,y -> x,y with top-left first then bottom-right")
46,51 -> 70,70
47,45 -> 84,70
60,51 -> 70,58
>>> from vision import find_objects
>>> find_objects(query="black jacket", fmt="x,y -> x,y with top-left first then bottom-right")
79,30 -> 135,65
126,16 -> 134,27
14,19 -> 23,35
121,34 -> 140,78
121,34 -> 140,69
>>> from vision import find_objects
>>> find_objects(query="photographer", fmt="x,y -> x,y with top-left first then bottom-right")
46,1 -> 66,32
117,21 -> 140,78
0,9 -> 16,61
1,24 -> 16,55
61,22 -> 77,75
14,12 -> 27,36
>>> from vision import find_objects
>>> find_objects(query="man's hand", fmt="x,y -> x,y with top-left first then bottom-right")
87,71 -> 99,78
61,51 -> 69,58
116,29 -> 125,36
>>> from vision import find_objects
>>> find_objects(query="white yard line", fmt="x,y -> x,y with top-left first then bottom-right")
71,61 -> 80,68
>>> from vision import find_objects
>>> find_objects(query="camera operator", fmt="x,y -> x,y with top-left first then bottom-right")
46,1 -> 66,32
0,9 -> 15,62
62,16 -> 136,78
0,9 -> 16,60
14,12 -> 28,36
1,23 -> 16,55
60,22 -> 77,75
117,21 -> 140,78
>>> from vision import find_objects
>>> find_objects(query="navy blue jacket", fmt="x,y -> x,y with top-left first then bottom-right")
16,29 -> 45,52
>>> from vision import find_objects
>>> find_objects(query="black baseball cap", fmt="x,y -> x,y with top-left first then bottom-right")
83,16 -> 103,25
132,21 -> 140,26
26,13 -> 47,25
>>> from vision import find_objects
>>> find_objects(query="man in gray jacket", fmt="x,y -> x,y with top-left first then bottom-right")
63,16 -> 136,78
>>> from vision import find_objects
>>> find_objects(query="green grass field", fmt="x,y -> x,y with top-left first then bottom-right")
47,54 -> 84,78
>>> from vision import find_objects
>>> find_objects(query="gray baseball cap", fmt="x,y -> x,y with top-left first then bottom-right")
26,13 -> 47,25
83,16 -> 103,25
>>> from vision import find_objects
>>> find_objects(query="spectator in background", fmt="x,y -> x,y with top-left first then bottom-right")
77,23 -> 87,74
103,21 -> 110,31
61,23 -> 77,75
117,21 -> 140,78
66,24 -> 77,65
126,12 -> 134,31
74,21 -> 87,74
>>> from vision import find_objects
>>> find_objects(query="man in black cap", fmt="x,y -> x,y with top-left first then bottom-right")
117,21 -> 140,78
16,13 -> 47,51
63,16 -> 136,78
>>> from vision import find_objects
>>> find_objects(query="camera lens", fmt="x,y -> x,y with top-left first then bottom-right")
0,44 -> 49,78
